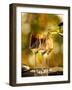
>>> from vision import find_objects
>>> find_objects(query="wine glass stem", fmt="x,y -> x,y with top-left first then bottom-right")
34,52 -> 36,76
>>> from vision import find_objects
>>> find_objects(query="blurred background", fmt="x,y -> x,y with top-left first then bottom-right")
21,13 -> 63,76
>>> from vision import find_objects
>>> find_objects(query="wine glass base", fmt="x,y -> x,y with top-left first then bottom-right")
34,68 -> 49,76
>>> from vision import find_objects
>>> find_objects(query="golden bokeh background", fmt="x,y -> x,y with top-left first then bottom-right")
21,13 -> 63,69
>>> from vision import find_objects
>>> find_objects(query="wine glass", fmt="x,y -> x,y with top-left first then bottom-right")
29,34 -> 39,76
29,33 -> 53,76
